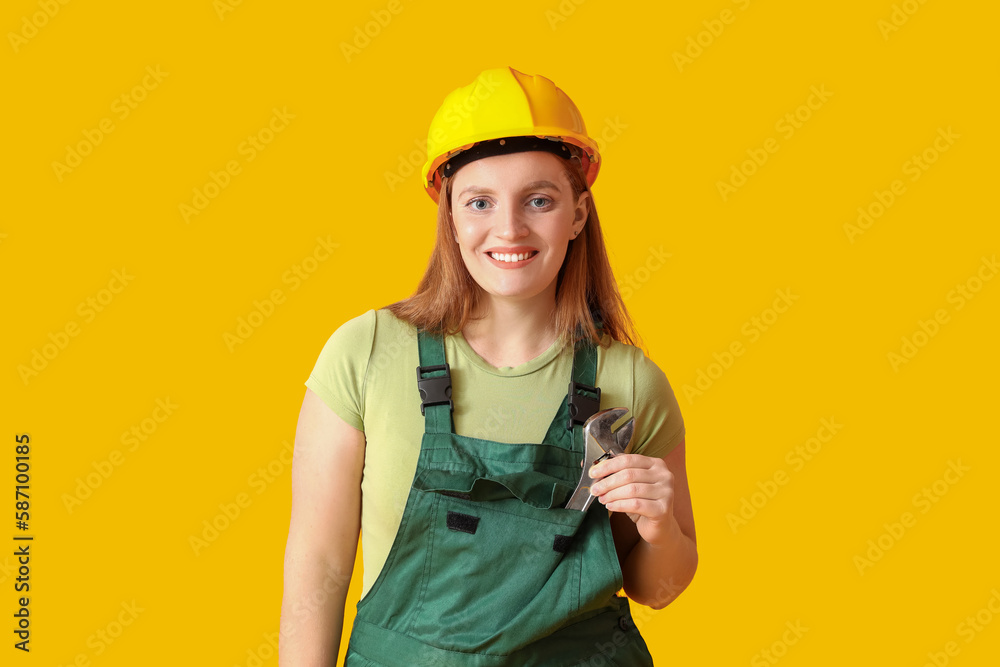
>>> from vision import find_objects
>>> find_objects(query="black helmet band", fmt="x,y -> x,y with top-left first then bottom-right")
441,136 -> 575,180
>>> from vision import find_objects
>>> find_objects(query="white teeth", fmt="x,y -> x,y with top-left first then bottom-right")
490,251 -> 533,262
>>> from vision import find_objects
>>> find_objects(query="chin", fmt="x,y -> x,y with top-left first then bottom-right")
483,282 -> 552,301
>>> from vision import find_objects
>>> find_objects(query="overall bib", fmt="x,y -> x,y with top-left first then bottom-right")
343,331 -> 655,666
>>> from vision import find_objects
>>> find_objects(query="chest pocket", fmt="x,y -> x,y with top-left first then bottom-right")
411,433 -> 582,509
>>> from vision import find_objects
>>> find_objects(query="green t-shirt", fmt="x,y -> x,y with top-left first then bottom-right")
305,308 -> 686,599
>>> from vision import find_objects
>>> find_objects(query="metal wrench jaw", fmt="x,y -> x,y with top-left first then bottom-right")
614,416 -> 634,453
565,408 -> 634,511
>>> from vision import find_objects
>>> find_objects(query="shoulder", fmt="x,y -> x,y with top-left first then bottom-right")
366,308 -> 419,371
372,307 -> 417,341
599,335 -> 675,383
598,335 -> 686,457
598,335 -> 646,377
309,310 -> 378,375
333,309 -> 377,340
314,308 -> 422,365
305,310 -> 380,430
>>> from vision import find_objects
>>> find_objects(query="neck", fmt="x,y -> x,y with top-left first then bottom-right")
463,285 -> 561,368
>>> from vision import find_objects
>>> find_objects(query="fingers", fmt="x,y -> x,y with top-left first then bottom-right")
602,495 -> 671,520
588,455 -> 673,518
598,482 -> 672,507
590,462 -> 668,497
588,453 -> 652,480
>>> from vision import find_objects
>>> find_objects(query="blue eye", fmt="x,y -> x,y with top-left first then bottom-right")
463,197 -> 552,211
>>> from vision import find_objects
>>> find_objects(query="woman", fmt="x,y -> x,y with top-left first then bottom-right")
280,67 -> 697,666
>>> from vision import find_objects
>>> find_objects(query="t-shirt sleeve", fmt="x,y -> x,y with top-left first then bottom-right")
303,309 -> 377,432
629,346 -> 686,459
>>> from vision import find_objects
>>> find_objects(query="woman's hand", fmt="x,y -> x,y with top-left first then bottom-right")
588,454 -> 676,547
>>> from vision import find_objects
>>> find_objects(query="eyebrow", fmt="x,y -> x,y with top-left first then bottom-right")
457,180 -> 562,199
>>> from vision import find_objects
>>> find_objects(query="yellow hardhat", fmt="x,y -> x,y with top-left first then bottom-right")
421,66 -> 601,205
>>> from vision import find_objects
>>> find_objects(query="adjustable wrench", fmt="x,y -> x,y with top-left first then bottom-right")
565,408 -> 634,511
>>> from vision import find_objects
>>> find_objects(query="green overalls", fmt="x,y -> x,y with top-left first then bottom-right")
343,331 -> 655,666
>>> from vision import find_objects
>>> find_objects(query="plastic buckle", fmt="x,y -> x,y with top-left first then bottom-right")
416,364 -> 453,416
567,380 -> 601,430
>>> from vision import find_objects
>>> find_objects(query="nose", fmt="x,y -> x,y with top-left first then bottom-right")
494,200 -> 529,241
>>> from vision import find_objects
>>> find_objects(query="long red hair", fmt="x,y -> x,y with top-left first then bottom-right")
387,148 -> 638,348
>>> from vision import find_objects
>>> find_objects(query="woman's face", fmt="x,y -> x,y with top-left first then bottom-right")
449,150 -> 589,306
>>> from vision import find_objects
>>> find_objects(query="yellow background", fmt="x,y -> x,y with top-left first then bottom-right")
3,0 -> 998,665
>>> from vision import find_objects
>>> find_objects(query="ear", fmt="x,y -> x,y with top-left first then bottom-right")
572,190 -> 591,236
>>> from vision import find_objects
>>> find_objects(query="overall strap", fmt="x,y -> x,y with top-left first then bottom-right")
567,337 -> 600,430
416,329 -> 453,435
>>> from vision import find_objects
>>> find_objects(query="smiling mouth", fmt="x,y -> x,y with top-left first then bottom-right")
487,251 -> 538,263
